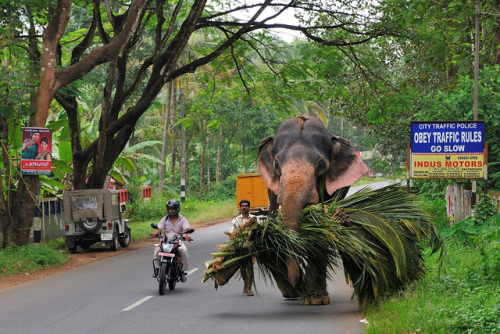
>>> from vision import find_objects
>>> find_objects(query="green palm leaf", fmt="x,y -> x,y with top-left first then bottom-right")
203,184 -> 445,304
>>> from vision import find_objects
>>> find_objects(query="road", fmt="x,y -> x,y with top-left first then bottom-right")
0,183 -> 395,334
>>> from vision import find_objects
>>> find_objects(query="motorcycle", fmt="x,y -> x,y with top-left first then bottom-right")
151,223 -> 194,295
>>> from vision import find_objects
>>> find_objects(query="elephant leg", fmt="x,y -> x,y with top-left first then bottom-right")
276,279 -> 299,299
268,267 -> 299,299
301,260 -> 330,305
241,261 -> 254,292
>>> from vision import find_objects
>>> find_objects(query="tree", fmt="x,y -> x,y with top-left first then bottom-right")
2,0 -> 406,246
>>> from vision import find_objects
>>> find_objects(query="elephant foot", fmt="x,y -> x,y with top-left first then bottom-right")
301,292 -> 330,305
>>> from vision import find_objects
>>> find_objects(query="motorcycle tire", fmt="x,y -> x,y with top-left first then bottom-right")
168,278 -> 176,290
159,262 -> 167,295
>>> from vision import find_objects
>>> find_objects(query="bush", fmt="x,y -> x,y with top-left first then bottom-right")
206,176 -> 237,202
0,241 -> 68,277
128,194 -> 171,221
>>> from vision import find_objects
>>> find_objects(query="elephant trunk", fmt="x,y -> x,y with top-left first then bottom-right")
280,171 -> 317,287
280,195 -> 305,287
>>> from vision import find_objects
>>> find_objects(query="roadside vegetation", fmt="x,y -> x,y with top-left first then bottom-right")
1,177 -> 499,333
363,194 -> 500,334
0,239 -> 69,277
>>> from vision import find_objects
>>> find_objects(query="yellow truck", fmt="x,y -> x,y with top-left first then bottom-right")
236,173 -> 269,215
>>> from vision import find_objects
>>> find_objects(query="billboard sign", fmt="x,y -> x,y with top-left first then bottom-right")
21,127 -> 53,175
410,121 -> 485,179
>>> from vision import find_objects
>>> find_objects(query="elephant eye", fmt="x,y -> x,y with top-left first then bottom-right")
316,159 -> 328,175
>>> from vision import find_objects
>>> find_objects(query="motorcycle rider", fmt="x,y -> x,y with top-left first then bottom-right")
152,199 -> 192,282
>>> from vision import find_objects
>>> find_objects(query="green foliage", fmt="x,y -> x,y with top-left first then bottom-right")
421,197 -> 449,230
204,185 -> 444,304
363,195 -> 500,334
206,176 -> 236,202
0,240 -> 69,277
442,196 -> 498,245
128,194 -> 171,222
441,197 -> 499,285
127,188 -> 237,224
364,241 -> 500,333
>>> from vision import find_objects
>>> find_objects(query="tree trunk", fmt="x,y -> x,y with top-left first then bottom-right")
170,78 -> 178,184
242,140 -> 247,174
199,121 -> 206,198
158,80 -> 173,194
0,115 -> 11,248
8,1 -> 72,246
9,177 -> 39,246
216,126 -> 223,183
207,163 -> 211,195
495,8 -> 500,66
179,85 -> 186,202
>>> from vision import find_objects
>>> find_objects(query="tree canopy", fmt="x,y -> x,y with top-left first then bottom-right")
1,0 -> 499,246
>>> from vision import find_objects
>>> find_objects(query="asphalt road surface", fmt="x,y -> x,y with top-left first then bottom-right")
0,183 -> 396,334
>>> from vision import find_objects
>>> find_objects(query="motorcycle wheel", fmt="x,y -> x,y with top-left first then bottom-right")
159,262 -> 167,295
168,278 -> 176,290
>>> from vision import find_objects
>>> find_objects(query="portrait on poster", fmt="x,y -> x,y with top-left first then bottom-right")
21,127 -> 53,175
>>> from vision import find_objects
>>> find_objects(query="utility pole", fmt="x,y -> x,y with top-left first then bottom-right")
472,0 -> 480,208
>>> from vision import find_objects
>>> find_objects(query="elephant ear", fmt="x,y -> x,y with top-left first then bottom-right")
326,136 -> 368,196
258,136 -> 280,195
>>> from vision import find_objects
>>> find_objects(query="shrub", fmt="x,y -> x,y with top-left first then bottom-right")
206,176 -> 236,202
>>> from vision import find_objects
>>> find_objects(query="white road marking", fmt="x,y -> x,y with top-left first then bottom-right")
187,268 -> 198,275
122,296 -> 153,312
122,268 -> 198,312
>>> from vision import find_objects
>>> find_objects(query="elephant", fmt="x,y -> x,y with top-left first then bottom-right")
258,114 -> 368,305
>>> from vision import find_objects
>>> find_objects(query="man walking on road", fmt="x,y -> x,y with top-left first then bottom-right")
230,199 -> 255,296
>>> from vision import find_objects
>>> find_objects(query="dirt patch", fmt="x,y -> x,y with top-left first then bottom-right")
0,219 -> 228,291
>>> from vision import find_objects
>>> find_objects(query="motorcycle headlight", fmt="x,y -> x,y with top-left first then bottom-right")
162,243 -> 174,252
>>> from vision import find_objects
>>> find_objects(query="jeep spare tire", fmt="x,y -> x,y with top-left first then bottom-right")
79,219 -> 103,233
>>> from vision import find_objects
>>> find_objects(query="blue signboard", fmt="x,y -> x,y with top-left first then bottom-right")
411,121 -> 484,154
410,121 -> 485,179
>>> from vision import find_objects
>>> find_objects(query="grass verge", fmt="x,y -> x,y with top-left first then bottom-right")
363,214 -> 500,334
0,239 -> 69,278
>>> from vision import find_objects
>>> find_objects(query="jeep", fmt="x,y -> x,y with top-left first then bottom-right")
63,189 -> 131,253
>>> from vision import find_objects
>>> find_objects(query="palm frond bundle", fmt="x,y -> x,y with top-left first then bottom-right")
203,184 -> 445,304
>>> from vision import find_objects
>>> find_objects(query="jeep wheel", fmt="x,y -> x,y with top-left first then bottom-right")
119,226 -> 131,247
69,245 -> 77,254
110,230 -> 119,251
79,219 -> 103,233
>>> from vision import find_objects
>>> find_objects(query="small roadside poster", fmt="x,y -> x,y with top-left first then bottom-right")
410,121 -> 485,179
21,127 -> 53,175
